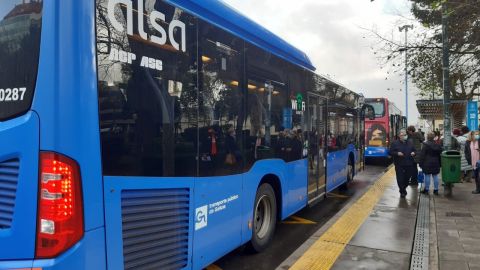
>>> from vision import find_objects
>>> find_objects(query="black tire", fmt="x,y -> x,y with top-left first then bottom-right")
247,183 -> 277,253
340,158 -> 354,191
347,158 -> 354,182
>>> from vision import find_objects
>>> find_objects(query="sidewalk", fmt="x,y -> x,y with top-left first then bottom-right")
277,167 -> 480,270
431,180 -> 480,270
330,169 -> 419,270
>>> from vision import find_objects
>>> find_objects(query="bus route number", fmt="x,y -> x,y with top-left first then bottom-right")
0,88 -> 27,102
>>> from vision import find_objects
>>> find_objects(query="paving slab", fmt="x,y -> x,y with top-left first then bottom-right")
331,245 -> 410,270
439,260 -> 469,270
431,180 -> 480,269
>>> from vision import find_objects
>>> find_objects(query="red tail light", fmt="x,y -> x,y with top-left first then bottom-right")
36,152 -> 84,258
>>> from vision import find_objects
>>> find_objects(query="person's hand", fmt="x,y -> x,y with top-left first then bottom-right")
411,152 -> 415,156
398,152 -> 404,157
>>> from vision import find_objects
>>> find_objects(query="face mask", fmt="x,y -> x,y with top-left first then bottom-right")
402,135 -> 408,141
476,135 -> 480,140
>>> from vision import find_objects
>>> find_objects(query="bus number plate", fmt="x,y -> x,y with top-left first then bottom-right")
0,87 -> 27,102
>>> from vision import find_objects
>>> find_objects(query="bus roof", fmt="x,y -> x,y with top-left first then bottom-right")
167,0 -> 316,71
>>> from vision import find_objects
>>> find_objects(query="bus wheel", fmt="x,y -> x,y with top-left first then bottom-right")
347,158 -> 354,182
340,158 -> 354,191
248,183 -> 277,253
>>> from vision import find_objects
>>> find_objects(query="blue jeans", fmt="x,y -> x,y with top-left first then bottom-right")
424,174 -> 439,191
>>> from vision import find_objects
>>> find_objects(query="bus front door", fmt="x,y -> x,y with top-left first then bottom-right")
307,94 -> 327,205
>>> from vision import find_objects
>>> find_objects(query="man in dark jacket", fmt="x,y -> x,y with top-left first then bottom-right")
390,129 -> 417,198
407,126 -> 424,185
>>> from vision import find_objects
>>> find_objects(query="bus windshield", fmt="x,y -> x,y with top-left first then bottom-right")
366,100 -> 385,117
0,0 -> 42,121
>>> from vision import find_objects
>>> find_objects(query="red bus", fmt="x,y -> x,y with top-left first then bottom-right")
364,98 -> 407,163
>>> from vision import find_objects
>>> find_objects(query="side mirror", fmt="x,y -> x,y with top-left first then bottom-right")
362,104 -> 375,120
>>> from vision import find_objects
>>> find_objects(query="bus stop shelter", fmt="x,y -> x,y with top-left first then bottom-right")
416,99 -> 467,130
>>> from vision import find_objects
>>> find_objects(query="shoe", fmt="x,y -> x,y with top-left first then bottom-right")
400,194 -> 406,198
472,190 -> 480,194
433,190 -> 438,195
423,189 -> 429,194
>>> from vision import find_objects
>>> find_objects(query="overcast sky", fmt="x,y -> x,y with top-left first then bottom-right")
223,0 -> 422,123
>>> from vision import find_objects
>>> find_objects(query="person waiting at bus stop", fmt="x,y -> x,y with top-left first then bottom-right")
407,126 -> 424,186
418,132 -> 442,195
390,129 -> 417,198
457,126 -> 473,182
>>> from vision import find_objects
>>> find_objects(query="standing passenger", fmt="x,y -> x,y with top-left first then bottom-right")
291,130 -> 304,160
225,127 -> 241,165
451,129 -> 461,150
390,129 -> 417,198
468,131 -> 480,184
419,132 -> 442,195
457,126 -> 473,182
407,126 -> 424,185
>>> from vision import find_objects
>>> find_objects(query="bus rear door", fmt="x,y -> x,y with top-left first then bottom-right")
307,94 -> 327,205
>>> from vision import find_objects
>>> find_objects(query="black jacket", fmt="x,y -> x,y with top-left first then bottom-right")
390,139 -> 416,166
466,140 -> 472,165
419,141 -> 443,174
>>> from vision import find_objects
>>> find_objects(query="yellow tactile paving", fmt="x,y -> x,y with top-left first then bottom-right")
290,168 -> 396,270
205,264 -> 223,270
282,215 -> 317,224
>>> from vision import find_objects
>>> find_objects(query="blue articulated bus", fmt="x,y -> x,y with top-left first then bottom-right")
0,0 -> 367,269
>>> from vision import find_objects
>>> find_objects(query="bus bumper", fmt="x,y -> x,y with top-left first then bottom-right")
0,227 -> 106,270
365,147 -> 389,158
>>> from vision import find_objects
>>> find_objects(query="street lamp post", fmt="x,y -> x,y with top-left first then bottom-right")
399,25 -> 413,125
441,1 -> 453,195
441,3 -> 451,151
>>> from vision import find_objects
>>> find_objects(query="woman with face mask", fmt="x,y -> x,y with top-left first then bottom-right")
468,131 -> 480,193
468,131 -> 480,172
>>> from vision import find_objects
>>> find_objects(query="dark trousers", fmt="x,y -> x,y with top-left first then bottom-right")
475,161 -> 480,192
395,165 -> 415,195
410,164 -> 419,183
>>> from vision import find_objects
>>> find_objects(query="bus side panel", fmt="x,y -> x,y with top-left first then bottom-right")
103,177 -> 194,270
326,148 -> 348,192
285,159 -> 308,217
192,175 -> 243,269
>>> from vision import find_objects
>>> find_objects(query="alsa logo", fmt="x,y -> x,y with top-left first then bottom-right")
108,0 -> 186,52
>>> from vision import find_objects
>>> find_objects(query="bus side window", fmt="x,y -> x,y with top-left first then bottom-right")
198,21 -> 244,177
96,4 -> 198,177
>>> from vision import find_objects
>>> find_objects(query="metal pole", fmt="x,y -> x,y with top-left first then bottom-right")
442,3 -> 451,150
441,1 -> 453,195
432,82 -> 436,130
399,25 -> 413,124
405,29 -> 408,124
